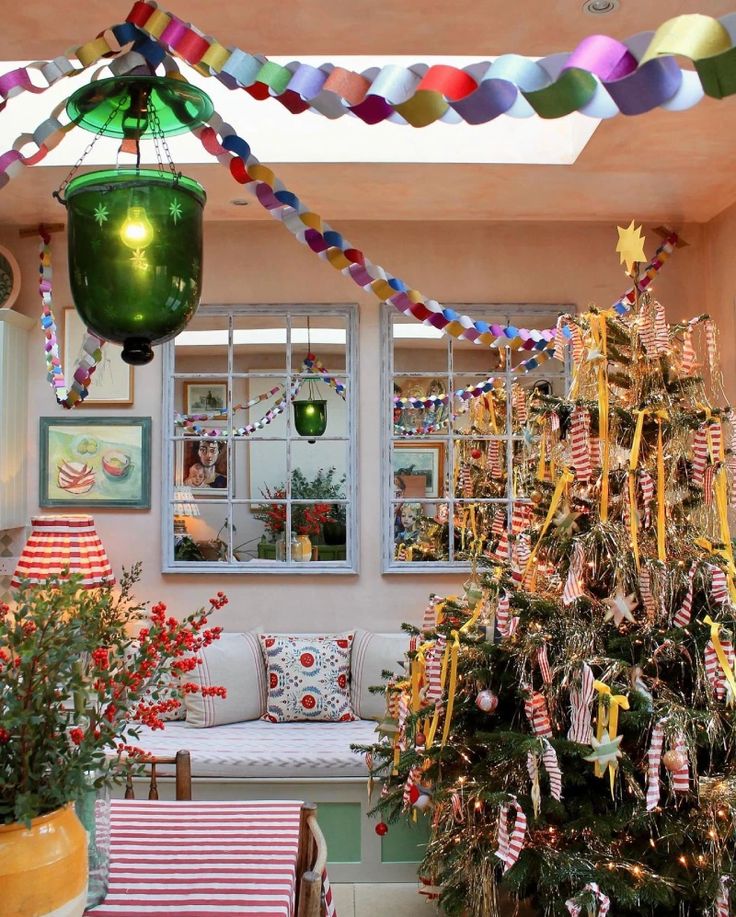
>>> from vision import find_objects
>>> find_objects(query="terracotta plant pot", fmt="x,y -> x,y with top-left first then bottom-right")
0,804 -> 88,917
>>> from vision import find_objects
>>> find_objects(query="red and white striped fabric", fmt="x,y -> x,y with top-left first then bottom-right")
487,440 -> 504,477
710,565 -> 729,605
495,799 -> 527,873
705,639 -> 736,702
568,664 -> 595,745
716,876 -> 731,917
704,464 -> 716,506
459,463 -> 473,498
639,567 -> 656,620
562,543 -> 586,606
639,470 -> 654,528
671,733 -> 690,794
495,592 -> 519,639
422,595 -> 441,633
11,514 -> 114,589
673,566 -> 697,628
425,636 -> 446,707
541,738 -> 563,801
645,720 -> 665,812
537,645 -> 552,685
85,799 -> 331,917
638,308 -> 657,356
570,406 -> 592,484
322,869 -> 337,917
706,319 -> 718,375
566,882 -> 610,917
512,384 -> 528,425
402,765 -> 422,810
653,301 -> 670,354
511,534 -> 531,583
681,330 -> 697,375
490,529 -> 511,563
491,509 -> 506,536
524,691 -> 553,738
512,504 -> 532,534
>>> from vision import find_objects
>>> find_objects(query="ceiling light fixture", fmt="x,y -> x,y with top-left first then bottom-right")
582,0 -> 620,14
56,74 -> 212,365
230,199 -> 249,206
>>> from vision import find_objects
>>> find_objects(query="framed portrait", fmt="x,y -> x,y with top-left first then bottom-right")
64,308 -> 134,406
393,441 -> 445,499
39,417 -> 151,508
176,438 -> 229,494
184,382 -> 227,419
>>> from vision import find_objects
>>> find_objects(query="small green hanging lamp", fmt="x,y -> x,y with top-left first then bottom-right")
57,74 -> 213,365
293,319 -> 328,442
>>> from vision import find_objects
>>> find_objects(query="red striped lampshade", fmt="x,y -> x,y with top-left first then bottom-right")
11,515 -> 114,589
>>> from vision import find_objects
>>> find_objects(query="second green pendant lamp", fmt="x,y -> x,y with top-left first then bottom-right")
58,75 -> 212,364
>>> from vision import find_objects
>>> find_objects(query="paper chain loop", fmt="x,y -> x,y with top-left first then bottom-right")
123,3 -> 736,125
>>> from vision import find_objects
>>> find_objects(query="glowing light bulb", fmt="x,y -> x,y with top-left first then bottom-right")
120,206 -> 154,250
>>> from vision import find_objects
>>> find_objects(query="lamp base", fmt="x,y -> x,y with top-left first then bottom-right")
122,338 -> 154,365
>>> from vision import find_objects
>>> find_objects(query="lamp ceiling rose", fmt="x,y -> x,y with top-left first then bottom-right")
66,75 -> 214,139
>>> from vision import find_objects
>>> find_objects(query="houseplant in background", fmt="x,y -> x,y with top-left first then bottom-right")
0,565 -> 227,916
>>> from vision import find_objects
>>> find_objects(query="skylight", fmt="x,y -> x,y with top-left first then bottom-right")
175,328 -> 347,346
0,57 -> 599,166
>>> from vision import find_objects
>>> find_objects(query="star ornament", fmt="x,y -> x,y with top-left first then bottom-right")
553,503 -> 582,534
93,204 -> 109,226
616,220 -> 647,274
602,590 -> 638,626
584,733 -> 623,770
169,198 -> 183,223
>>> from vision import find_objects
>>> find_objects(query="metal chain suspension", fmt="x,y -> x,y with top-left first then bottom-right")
54,97 -> 125,202
149,105 -> 180,182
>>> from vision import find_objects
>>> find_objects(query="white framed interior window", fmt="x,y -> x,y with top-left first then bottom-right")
382,303 -> 572,573
162,304 -> 358,573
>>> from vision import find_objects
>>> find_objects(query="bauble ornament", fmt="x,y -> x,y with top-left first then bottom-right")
530,489 -> 543,505
475,689 -> 499,714
470,448 -> 482,460
415,732 -> 427,748
662,749 -> 687,772
375,822 -> 389,836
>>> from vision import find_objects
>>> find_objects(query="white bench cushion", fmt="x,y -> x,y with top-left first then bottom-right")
131,719 -> 377,779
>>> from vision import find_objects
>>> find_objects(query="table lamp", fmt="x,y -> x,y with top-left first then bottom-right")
11,514 -> 114,589
173,488 -> 201,536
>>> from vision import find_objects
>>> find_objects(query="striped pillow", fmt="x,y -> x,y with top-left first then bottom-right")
185,631 -> 266,727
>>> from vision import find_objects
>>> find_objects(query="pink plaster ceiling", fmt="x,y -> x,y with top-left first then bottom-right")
0,1 -> 736,225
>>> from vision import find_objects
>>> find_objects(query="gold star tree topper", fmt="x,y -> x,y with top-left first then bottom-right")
616,221 -> 647,274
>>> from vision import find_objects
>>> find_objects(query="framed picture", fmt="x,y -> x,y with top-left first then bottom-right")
184,382 -> 227,419
64,308 -> 134,406
176,438 -> 228,494
393,441 -> 445,499
40,417 -> 151,508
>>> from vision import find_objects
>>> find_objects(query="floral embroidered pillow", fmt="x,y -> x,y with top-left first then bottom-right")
259,634 -> 355,722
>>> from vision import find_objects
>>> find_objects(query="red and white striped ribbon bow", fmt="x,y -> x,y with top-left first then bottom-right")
671,733 -> 690,794
402,765 -> 422,810
645,720 -> 665,811
706,319 -> 718,377
716,876 -> 731,917
512,534 -> 531,583
495,798 -> 527,873
541,738 -> 563,801
524,690 -> 553,738
425,636 -> 445,707
553,316 -> 570,363
512,503 -> 533,534
459,463 -> 473,498
562,542 -> 586,606
418,876 -> 442,901
422,594 -> 441,632
638,307 -> 658,355
565,882 -> 611,917
496,592 -> 511,638
710,565 -> 729,605
491,529 -> 511,563
537,644 -> 552,685
451,791 -> 465,823
639,567 -> 657,620
709,421 -> 724,462
681,330 -> 697,375
653,301 -> 670,354
491,508 -> 506,536
639,470 -> 655,528
397,692 -> 410,750
487,439 -> 504,477
570,405 -> 592,484
704,463 -> 716,506
512,384 -> 528,426
568,663 -> 595,745
673,566 -> 697,628
705,638 -> 736,702
729,423 -> 736,508
691,425 -> 710,487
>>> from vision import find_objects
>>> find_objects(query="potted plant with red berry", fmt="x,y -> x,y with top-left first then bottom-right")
0,564 -> 226,916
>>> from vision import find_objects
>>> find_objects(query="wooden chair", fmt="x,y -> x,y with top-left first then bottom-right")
296,802 -> 330,917
123,749 -> 192,801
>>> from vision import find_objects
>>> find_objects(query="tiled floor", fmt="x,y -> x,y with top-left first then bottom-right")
332,883 -> 435,917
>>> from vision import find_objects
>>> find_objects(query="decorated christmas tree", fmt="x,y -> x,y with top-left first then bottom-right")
365,227 -> 736,916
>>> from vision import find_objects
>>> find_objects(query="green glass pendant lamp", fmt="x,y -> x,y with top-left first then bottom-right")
293,319 -> 328,442
58,75 -> 213,364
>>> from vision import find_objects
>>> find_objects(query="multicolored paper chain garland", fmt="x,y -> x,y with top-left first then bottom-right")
39,230 -> 107,408
123,4 -> 736,125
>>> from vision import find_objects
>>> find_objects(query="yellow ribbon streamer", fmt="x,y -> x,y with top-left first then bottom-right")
593,681 -> 630,793
627,408 -> 649,571
440,630 -> 460,747
524,468 -> 574,580
703,616 -> 736,703
590,315 -> 611,522
536,428 -> 547,482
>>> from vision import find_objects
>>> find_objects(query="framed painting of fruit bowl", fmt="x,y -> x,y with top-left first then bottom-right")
39,417 -> 151,508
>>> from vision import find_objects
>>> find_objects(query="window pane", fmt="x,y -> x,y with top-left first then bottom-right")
291,376 -> 349,440
232,314 -> 287,374
392,441 -> 449,500
392,316 -> 448,374
174,313 -> 229,373
233,439 -> 288,505
172,500 -> 229,563
392,501 -> 449,562
290,315 -> 347,373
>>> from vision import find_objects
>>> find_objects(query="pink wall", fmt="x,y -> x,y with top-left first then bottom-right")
2,218 -> 709,631
704,203 -> 736,404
